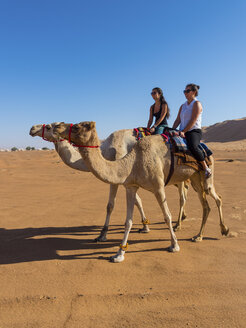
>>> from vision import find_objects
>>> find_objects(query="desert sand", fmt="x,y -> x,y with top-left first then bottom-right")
0,133 -> 246,327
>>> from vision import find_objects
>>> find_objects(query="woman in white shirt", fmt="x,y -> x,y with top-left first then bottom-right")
172,83 -> 211,178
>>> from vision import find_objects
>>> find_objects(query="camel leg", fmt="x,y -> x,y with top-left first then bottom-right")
173,182 -> 188,231
182,180 -> 189,221
110,187 -> 137,263
208,186 -> 229,236
135,193 -> 150,233
190,178 -> 210,242
95,184 -> 118,242
154,188 -> 180,252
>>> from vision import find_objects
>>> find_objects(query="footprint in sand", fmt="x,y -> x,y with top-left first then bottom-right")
230,214 -> 242,220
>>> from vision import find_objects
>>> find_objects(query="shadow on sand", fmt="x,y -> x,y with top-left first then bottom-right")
0,223 -> 218,265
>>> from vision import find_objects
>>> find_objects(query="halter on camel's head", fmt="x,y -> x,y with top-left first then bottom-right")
41,123 -> 65,143
67,122 -> 99,148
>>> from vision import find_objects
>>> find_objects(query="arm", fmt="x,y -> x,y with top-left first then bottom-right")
181,101 -> 202,133
172,105 -> 182,129
147,106 -> 153,129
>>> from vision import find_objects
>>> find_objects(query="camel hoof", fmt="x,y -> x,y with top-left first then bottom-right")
221,226 -> 229,236
138,226 -> 150,233
168,244 -> 180,252
173,224 -> 181,232
192,235 -> 203,242
95,235 -> 107,242
110,254 -> 125,263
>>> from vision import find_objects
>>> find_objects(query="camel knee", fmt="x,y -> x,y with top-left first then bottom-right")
125,220 -> 133,230
215,194 -> 222,207
164,215 -> 172,225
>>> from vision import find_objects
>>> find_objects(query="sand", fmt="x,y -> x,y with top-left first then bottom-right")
0,141 -> 246,327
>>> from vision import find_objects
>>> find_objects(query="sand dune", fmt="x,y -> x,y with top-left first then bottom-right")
202,117 -> 246,142
0,126 -> 246,327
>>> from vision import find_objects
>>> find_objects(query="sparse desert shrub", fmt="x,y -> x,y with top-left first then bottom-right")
42,147 -> 49,150
11,147 -> 18,152
26,146 -> 36,151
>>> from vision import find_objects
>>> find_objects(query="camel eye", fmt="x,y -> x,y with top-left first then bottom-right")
72,125 -> 79,131
84,124 -> 91,130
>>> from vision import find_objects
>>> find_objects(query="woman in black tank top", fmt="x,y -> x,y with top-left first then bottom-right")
147,87 -> 170,135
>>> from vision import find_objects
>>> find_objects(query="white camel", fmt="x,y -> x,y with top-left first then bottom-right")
30,123 -> 188,241
53,121 -> 229,263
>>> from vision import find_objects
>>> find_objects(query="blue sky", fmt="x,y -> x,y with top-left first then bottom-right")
0,0 -> 245,149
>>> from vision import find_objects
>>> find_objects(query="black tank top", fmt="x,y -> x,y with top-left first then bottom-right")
152,103 -> 168,126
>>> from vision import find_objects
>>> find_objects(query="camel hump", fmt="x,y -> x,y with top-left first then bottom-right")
137,135 -> 168,153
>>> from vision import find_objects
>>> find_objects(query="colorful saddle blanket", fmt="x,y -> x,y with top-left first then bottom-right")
166,129 -> 213,157
164,130 -> 212,171
134,127 -> 151,140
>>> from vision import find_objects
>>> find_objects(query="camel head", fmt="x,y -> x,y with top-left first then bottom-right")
53,121 -> 98,146
29,123 -> 62,142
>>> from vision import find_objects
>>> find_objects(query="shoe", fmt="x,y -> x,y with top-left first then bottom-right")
205,168 -> 212,179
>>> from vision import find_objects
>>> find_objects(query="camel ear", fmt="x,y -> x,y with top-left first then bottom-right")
89,122 -> 96,129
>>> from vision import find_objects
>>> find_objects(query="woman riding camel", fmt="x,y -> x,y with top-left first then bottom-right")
172,83 -> 212,178
147,87 -> 170,135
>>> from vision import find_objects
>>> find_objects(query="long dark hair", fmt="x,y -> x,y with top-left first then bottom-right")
152,87 -> 170,118
186,83 -> 200,96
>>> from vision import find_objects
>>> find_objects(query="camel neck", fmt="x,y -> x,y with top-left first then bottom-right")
55,140 -> 90,172
78,146 -> 136,185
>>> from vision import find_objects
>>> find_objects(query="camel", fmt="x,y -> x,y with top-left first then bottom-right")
53,121 -> 229,263
30,123 -> 188,241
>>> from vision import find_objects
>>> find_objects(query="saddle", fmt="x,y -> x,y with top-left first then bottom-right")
165,129 -> 212,171
133,127 -> 212,175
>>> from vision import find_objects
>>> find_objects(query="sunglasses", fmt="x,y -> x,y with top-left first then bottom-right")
151,91 -> 157,95
183,89 -> 192,94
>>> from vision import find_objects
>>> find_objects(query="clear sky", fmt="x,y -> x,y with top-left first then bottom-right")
0,0 -> 245,149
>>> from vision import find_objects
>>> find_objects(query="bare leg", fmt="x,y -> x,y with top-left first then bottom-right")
200,160 -> 209,170
154,187 -> 180,252
110,187 -> 138,263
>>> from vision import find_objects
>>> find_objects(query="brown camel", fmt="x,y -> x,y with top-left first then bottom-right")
53,122 -> 229,262
53,121 -> 229,262
30,123 -> 188,240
